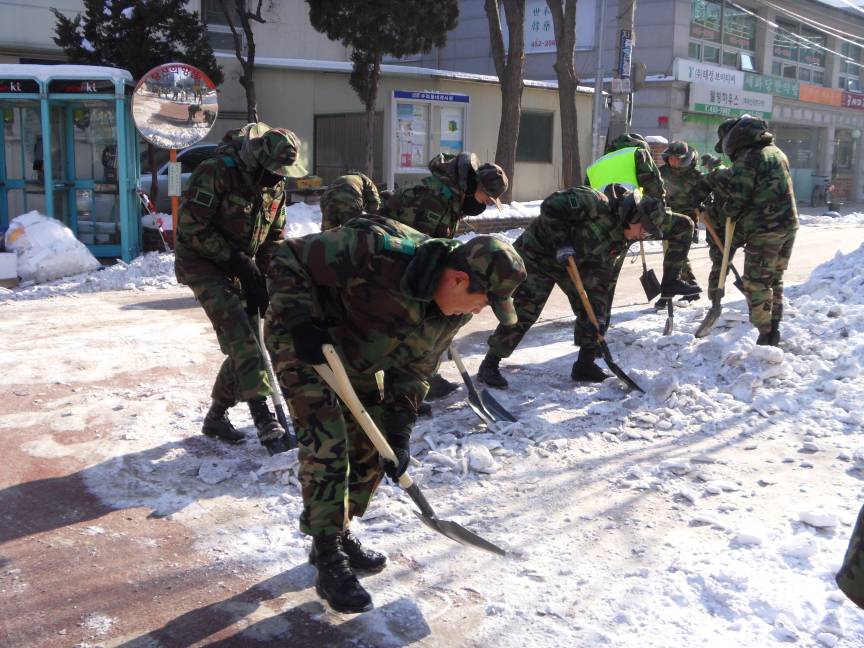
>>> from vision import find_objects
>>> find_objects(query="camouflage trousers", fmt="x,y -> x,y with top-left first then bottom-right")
654,209 -> 696,283
276,362 -> 385,536
487,241 -> 627,358
837,501 -> 864,610
741,227 -> 796,333
187,274 -> 272,407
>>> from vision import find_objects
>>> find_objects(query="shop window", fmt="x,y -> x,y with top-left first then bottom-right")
689,0 -> 756,70
516,111 -> 553,163
772,18 -> 826,86
313,112 -> 383,185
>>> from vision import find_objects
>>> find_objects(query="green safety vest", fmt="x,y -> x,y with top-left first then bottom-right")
586,147 -> 639,191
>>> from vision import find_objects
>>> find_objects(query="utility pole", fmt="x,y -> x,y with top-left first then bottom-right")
606,0 -> 635,142
590,0 -> 607,162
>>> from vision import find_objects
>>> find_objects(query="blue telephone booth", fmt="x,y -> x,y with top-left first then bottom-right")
0,64 -> 141,261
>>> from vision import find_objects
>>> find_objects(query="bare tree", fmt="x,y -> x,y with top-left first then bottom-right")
219,0 -> 266,122
546,0 -> 581,186
484,0 -> 526,204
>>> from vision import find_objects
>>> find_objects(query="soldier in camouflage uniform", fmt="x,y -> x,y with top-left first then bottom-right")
381,152 -> 509,400
660,140 -> 712,243
589,133 -> 700,308
175,122 -> 299,454
477,184 -> 676,388
265,217 -> 526,613
837,502 -> 864,610
704,116 -> 798,346
319,171 -> 380,231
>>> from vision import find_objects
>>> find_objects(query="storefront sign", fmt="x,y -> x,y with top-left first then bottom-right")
393,90 -> 468,103
743,73 -> 799,99
842,92 -> 864,110
799,83 -> 843,107
689,83 -> 772,119
674,58 -> 742,89
0,79 -> 39,94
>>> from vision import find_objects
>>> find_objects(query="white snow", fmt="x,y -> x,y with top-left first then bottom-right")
2,204 -> 864,646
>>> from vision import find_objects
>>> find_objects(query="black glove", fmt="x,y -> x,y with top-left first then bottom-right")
382,435 -> 410,481
290,321 -> 333,365
555,245 -> 576,266
228,249 -> 268,317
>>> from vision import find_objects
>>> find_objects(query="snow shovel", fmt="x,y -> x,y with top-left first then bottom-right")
255,316 -> 297,452
314,344 -> 507,557
638,240 -> 661,301
448,344 -> 517,426
663,298 -> 674,336
699,211 -> 745,296
565,256 -> 645,393
695,218 -> 735,338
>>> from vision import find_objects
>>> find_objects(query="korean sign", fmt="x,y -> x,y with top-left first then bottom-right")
689,83 -> 772,119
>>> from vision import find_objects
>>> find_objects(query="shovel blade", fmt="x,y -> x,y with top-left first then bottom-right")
663,300 -> 674,336
695,297 -> 723,338
640,269 -> 661,301
413,511 -> 508,556
479,389 -> 518,422
599,341 -> 645,393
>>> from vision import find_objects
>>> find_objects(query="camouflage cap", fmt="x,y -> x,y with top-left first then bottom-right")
240,122 -> 303,176
448,235 -> 526,325
476,163 -> 509,209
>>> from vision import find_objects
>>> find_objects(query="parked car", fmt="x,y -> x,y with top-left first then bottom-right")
138,143 -> 218,214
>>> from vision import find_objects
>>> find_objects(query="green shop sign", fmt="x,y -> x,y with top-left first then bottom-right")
743,73 -> 799,99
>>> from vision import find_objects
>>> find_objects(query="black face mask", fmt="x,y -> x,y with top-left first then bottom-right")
258,168 -> 283,188
462,194 -> 487,216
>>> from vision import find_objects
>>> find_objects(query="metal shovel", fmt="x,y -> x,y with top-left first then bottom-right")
565,256 -> 645,393
638,240 -> 661,301
314,344 -> 507,557
695,218 -> 736,338
448,344 -> 517,426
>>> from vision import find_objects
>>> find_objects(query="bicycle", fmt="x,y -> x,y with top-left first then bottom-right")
811,175 -> 836,210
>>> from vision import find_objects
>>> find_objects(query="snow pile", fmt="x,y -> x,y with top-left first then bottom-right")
0,251 -> 176,302
5,211 -> 100,284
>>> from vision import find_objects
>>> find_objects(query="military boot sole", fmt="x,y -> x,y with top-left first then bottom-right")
315,582 -> 374,614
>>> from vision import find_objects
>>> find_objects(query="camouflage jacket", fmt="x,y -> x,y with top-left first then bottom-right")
660,164 -> 712,215
174,131 -> 286,283
705,142 -> 798,232
521,186 -> 631,283
379,155 -> 465,238
319,172 -> 380,231
267,216 -> 470,431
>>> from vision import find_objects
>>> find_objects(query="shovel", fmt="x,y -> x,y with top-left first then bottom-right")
255,317 -> 296,452
448,344 -> 517,426
638,240 -> 661,301
565,256 -> 644,393
699,210 -> 745,296
314,344 -> 507,557
695,218 -> 735,338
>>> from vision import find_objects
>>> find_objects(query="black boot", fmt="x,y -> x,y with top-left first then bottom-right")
310,530 -> 386,573
311,534 -> 373,613
769,320 -> 781,346
248,398 -> 289,454
571,348 -> 609,383
477,353 -> 508,389
660,276 -> 702,299
425,373 -> 460,400
202,401 -> 245,444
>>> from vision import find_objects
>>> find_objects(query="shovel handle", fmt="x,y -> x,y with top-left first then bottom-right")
565,256 -> 603,343
314,345 -> 413,490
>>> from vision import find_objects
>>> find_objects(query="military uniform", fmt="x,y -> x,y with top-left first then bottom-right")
319,172 -> 380,231
175,122 -> 299,447
481,186 -> 666,387
589,133 -> 698,289
704,117 -> 798,344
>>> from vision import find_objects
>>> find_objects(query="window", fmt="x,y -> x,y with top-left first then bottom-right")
689,0 -> 756,70
202,0 -> 246,53
516,112 -> 553,163
840,42 -> 862,93
773,18 -> 826,85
